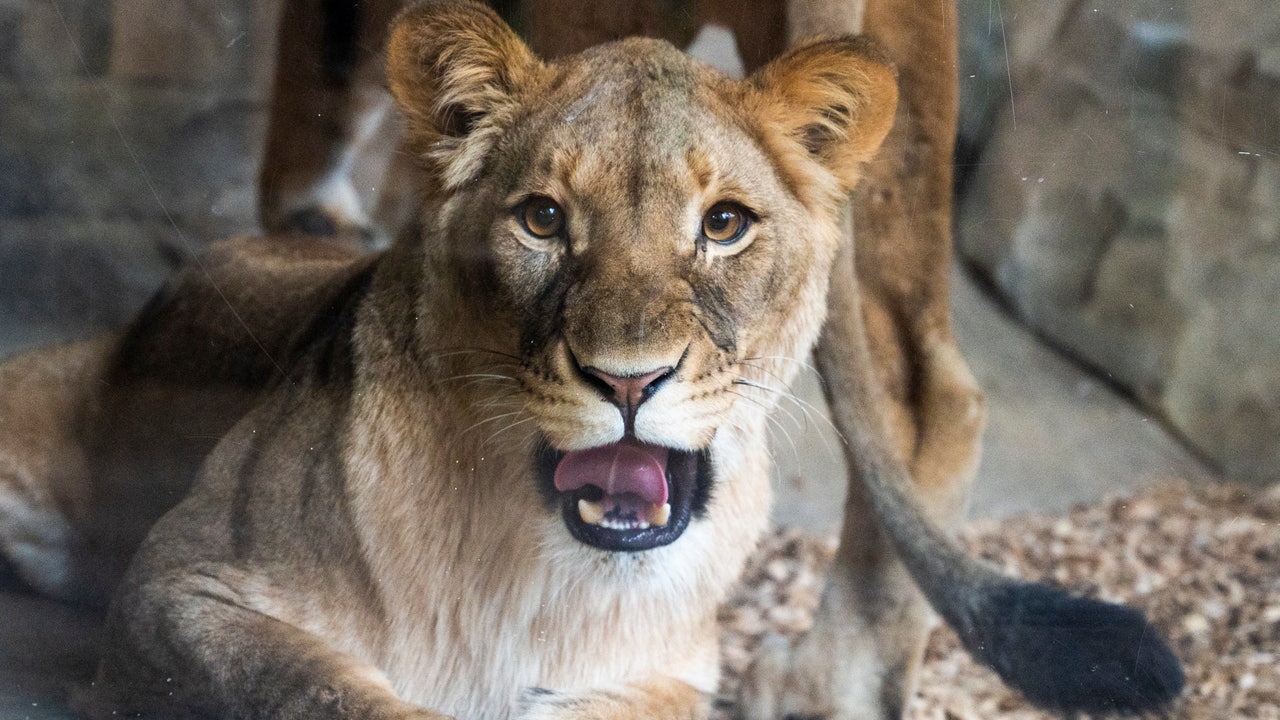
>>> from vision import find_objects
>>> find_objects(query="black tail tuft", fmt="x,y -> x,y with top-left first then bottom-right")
958,581 -> 1185,714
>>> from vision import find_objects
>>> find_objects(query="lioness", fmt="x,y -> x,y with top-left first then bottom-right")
0,2 -> 1182,719
68,4 -> 910,716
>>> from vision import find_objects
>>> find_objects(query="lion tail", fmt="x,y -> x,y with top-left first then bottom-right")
818,253 -> 1184,712
851,431 -> 1185,713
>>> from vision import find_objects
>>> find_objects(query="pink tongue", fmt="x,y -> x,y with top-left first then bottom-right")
553,439 -> 670,506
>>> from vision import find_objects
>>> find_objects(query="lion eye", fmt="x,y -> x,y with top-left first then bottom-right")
519,196 -> 565,239
701,202 -> 751,245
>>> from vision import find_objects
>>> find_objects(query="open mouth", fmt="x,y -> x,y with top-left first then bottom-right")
536,438 -> 711,552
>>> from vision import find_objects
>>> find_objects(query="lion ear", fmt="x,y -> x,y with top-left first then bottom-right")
748,37 -> 898,195
386,0 -> 544,189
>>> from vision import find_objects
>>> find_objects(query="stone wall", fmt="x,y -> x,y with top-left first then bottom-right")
957,0 -> 1280,484
0,0 -> 275,354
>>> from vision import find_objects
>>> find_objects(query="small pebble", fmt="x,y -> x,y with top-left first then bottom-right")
715,481 -> 1280,720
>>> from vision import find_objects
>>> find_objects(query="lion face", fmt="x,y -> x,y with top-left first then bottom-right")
387,2 -> 896,553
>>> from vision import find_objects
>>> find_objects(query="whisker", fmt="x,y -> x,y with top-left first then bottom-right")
743,354 -> 819,373
474,394 -> 522,410
734,379 -> 808,434
733,378 -> 846,453
742,355 -> 825,387
737,359 -> 792,389
441,373 -> 520,381
729,389 -> 800,463
738,357 -> 834,429
456,379 -> 522,394
764,413 -> 798,465
482,416 -> 539,448
460,410 -> 527,437
422,347 -> 523,363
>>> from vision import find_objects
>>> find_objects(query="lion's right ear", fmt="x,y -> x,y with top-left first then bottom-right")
747,37 -> 898,201
387,0 -> 544,189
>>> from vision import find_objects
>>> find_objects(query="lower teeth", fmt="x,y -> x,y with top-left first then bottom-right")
600,518 -> 649,530
575,499 -> 672,529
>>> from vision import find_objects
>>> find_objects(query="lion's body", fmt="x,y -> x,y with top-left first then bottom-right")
84,236 -> 756,719
0,238 -> 372,601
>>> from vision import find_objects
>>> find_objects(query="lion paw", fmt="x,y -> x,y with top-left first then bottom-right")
517,681 -> 708,720
737,631 -> 905,720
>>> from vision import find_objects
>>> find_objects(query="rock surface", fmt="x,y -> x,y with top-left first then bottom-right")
0,0 -> 274,356
956,0 -> 1280,484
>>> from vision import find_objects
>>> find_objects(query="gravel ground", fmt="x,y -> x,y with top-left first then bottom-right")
718,482 -> 1280,719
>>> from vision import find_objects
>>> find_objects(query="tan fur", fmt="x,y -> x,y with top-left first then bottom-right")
0,340 -> 101,597
1,3 -> 904,718
0,237 -> 377,604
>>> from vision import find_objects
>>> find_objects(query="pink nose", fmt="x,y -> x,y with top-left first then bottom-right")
581,366 -> 673,408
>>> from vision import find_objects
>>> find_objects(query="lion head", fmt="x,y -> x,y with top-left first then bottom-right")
384,1 -> 896,555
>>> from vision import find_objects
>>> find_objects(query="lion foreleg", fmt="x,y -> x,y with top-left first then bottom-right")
740,240 -> 946,720
518,676 -> 711,720
741,558 -> 927,720
80,568 -> 445,720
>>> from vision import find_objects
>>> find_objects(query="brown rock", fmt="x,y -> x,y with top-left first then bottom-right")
956,0 -> 1280,484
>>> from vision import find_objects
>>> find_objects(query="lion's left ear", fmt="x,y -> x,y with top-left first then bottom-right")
386,0 -> 545,189
748,37 -> 898,196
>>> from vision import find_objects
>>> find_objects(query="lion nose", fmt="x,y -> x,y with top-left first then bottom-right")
580,366 -> 673,409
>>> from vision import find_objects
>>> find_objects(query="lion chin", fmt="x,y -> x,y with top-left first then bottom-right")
536,438 -> 712,552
